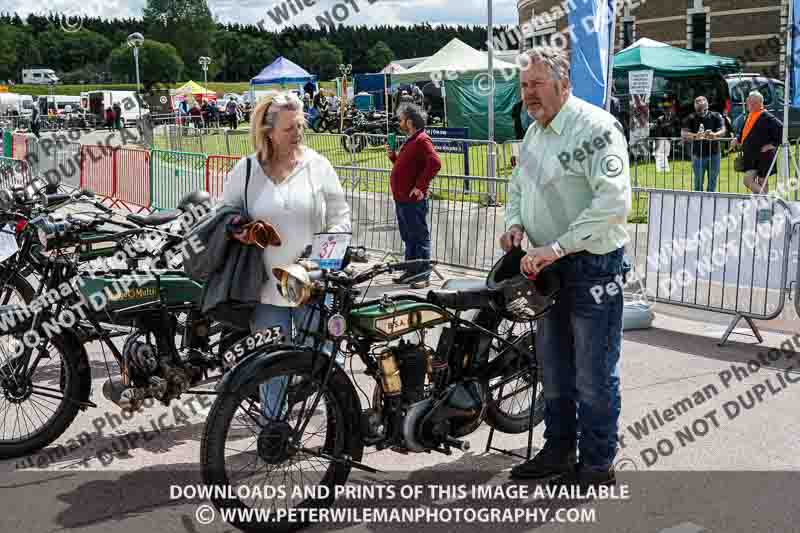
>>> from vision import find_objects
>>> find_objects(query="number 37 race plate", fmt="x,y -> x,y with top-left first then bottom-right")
310,232 -> 351,270
222,326 -> 283,368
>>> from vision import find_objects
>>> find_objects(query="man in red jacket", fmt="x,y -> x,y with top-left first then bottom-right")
387,103 -> 442,288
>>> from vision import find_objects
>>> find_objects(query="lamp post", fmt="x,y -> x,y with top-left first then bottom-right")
338,63 -> 352,132
199,56 -> 212,87
127,32 -> 144,123
486,0 -> 497,205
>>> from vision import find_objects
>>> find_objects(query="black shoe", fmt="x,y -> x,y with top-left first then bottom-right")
509,446 -> 577,480
547,465 -> 616,491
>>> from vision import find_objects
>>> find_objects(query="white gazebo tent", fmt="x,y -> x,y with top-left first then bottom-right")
381,62 -> 407,74
391,38 -> 518,128
391,38 -> 518,84
621,37 -> 671,52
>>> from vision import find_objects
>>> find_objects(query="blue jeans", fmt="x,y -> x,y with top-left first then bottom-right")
692,153 -> 720,192
250,299 -> 341,419
395,199 -> 431,277
536,248 -> 624,471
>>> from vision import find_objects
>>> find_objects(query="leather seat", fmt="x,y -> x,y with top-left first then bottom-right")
126,210 -> 181,227
427,286 -> 493,311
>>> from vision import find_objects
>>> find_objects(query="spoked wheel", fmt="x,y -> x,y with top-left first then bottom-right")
201,352 -> 362,532
482,317 -> 545,434
0,336 -> 83,458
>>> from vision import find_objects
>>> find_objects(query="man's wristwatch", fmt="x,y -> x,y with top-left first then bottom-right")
550,241 -> 566,259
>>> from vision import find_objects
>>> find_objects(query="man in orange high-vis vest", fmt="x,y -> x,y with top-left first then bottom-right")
732,91 -> 782,195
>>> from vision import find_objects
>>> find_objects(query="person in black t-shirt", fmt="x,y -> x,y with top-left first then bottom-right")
681,96 -> 726,192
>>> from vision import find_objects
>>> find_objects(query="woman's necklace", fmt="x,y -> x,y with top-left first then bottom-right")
264,152 -> 300,209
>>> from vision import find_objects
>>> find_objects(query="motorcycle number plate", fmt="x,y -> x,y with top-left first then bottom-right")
222,326 -> 284,368
0,224 -> 19,263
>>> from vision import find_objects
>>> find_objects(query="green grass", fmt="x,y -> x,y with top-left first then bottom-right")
154,128 -> 506,177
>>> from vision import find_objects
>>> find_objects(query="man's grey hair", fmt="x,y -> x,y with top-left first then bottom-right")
398,103 -> 427,130
748,90 -> 765,104
523,45 -> 571,84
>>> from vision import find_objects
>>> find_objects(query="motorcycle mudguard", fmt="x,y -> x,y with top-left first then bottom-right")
480,331 -> 536,381
216,345 -> 357,404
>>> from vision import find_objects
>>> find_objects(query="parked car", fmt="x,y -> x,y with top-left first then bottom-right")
725,73 -> 800,140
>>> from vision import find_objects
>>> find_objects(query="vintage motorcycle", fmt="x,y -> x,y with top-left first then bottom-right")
0,204 -> 247,459
201,247 -> 553,531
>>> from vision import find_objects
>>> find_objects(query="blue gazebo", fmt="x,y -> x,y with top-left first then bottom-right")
251,57 -> 316,87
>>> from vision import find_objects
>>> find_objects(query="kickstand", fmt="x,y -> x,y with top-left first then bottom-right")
484,358 -> 538,461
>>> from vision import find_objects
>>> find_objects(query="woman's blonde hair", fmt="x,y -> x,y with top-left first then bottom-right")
250,92 -> 304,161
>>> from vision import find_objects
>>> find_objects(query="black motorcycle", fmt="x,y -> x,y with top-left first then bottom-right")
201,251 -> 550,531
341,112 -> 401,153
0,205 -> 247,458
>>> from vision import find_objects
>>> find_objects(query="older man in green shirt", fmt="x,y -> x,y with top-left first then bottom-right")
501,46 -> 632,488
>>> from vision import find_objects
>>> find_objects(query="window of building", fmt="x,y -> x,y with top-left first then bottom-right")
691,13 -> 707,52
623,21 -> 634,48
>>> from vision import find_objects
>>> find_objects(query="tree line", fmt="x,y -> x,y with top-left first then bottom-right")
0,2 -> 498,85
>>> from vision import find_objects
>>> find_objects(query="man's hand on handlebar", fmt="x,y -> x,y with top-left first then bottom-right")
500,224 -> 524,252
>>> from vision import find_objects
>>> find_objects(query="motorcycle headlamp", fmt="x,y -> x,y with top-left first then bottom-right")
30,216 -> 68,248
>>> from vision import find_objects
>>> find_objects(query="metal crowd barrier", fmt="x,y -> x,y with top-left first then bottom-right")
333,163 -> 509,272
205,154 -> 240,200
626,187 -> 799,345
149,149 -> 207,210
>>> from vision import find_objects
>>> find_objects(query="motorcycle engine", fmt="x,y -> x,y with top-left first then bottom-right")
365,340 -> 486,452
102,313 -> 203,411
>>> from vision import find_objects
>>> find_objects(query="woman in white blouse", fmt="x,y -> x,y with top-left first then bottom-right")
222,92 -> 351,417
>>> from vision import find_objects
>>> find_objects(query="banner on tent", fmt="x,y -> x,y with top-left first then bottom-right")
628,69 -> 653,146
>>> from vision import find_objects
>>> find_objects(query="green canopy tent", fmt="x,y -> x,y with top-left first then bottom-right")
444,73 -> 520,144
613,43 -> 740,78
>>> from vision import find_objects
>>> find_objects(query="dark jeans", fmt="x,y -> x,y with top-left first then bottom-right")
395,199 -> 431,277
536,247 -> 624,471
692,153 -> 720,192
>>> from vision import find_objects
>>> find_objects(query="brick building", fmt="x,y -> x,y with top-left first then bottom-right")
516,0 -> 789,79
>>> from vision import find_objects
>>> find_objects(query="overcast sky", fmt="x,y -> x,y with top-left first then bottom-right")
9,0 -> 519,29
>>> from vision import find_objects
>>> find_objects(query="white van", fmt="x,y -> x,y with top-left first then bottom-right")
87,90 -> 148,126
22,68 -> 59,85
0,93 -> 28,115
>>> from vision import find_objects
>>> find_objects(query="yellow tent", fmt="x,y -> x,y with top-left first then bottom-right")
175,81 -> 216,99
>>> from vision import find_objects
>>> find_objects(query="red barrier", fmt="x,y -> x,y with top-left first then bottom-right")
11,134 -> 27,161
115,148 -> 151,212
205,155 -> 240,200
80,145 -> 116,199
